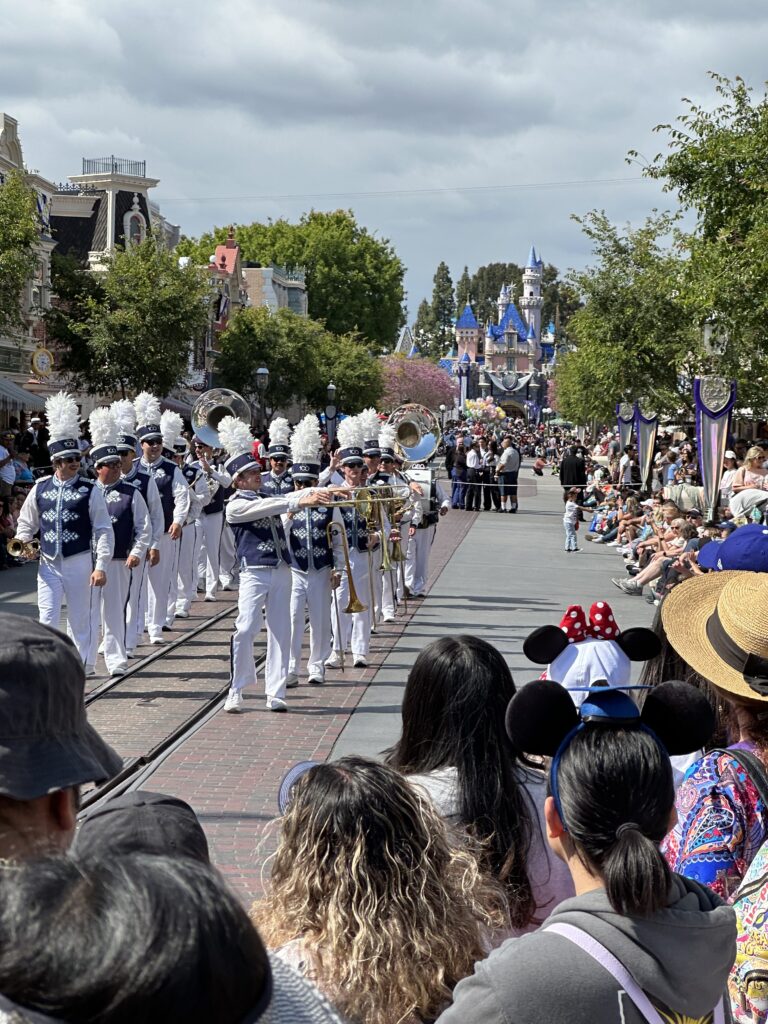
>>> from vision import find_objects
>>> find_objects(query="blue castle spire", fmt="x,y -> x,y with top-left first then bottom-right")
526,244 -> 538,270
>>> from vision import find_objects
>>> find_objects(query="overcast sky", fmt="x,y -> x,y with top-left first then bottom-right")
2,0 -> 767,319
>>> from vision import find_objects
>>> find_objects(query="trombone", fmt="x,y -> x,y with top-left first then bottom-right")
326,522 -> 367,615
7,538 -> 40,559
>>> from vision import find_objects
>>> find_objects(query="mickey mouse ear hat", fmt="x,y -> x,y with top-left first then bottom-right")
505,679 -> 715,829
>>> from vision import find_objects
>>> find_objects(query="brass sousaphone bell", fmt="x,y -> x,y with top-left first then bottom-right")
190,388 -> 252,448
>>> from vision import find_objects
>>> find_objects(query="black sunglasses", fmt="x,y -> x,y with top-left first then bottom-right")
58,456 -> 80,464
271,457 -> 287,463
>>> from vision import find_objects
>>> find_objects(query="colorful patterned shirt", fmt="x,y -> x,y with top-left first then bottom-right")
662,744 -> 768,900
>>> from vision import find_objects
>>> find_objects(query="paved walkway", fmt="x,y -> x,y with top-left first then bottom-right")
0,470 -> 652,903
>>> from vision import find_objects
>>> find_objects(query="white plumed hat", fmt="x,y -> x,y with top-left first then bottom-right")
218,416 -> 260,480
290,415 -> 322,480
89,407 -> 120,466
268,416 -> 291,458
45,392 -> 80,459
111,399 -> 137,452
134,392 -> 162,442
358,408 -> 381,455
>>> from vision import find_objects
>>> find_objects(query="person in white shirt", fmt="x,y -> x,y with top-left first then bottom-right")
719,450 -> 739,506
496,438 -> 521,513
464,443 -> 482,511
0,438 -> 15,497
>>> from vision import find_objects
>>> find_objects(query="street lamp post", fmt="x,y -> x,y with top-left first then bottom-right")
439,403 -> 446,432
255,366 -> 269,433
325,381 -> 338,445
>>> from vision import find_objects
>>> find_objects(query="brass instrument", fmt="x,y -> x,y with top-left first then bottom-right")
326,522 -> 367,614
386,403 -> 442,467
191,387 -> 252,449
7,538 -> 40,559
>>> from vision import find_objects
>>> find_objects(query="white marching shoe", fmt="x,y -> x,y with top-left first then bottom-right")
285,672 -> 300,689
266,696 -> 287,713
324,651 -> 343,669
224,688 -> 244,713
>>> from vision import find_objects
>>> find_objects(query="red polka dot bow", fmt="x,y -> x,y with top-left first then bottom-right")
559,602 -> 620,644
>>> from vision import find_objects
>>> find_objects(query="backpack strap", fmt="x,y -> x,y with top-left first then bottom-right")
545,923 -> 725,1024
709,747 -> 768,809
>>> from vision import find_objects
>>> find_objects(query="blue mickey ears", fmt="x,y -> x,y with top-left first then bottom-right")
505,679 -> 715,757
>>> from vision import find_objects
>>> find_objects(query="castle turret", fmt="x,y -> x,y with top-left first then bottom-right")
519,245 -> 543,342
497,283 -> 510,324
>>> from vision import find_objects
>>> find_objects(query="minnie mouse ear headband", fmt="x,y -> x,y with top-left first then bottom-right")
523,602 -> 661,664
505,680 -> 715,830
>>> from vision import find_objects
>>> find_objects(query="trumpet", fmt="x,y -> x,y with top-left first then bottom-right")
326,522 -> 367,614
7,538 -> 40,559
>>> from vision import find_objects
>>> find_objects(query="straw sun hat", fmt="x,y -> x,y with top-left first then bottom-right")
662,572 -> 768,703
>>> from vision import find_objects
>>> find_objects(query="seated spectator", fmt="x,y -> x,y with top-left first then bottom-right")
253,755 -> 507,1024
662,572 -> 768,899
12,450 -> 34,484
720,450 -> 740,506
0,852 -> 345,1024
436,678 -> 731,1024
386,635 -> 573,933
0,614 -> 121,859
729,446 -> 768,520
76,790 -> 210,864
612,519 -> 696,596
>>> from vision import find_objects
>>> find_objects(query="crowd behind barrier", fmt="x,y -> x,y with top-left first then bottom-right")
4,410 -> 768,1022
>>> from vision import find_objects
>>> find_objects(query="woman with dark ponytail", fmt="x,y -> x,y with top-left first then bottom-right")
436,679 -> 737,1024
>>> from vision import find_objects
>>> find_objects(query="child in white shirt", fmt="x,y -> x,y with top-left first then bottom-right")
563,487 -> 582,552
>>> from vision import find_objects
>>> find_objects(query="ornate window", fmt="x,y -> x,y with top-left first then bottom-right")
123,193 -> 147,246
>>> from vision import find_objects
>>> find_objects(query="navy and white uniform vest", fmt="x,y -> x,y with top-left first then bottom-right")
289,507 -> 334,571
418,479 -> 440,529
260,472 -> 294,497
124,465 -> 150,505
100,481 -> 136,560
203,465 -> 230,516
140,456 -> 177,531
35,475 -> 94,559
181,462 -> 203,522
338,505 -> 368,553
228,490 -> 291,569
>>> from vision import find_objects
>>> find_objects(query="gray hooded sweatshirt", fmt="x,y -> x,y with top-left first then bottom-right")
437,875 -> 737,1024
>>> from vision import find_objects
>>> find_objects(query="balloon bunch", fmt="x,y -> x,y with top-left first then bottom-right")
463,396 -> 505,422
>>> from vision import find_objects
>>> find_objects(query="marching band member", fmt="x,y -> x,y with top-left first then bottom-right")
193,437 -> 233,602
112,399 -> 163,658
173,429 -> 210,620
14,392 -> 114,669
405,470 -> 449,598
260,416 -> 293,496
375,425 -> 414,621
87,407 -> 150,677
160,411 -> 189,629
221,416 -> 337,713
134,394 -> 190,646
284,414 -> 341,688
359,408 -> 384,626
326,416 -> 380,670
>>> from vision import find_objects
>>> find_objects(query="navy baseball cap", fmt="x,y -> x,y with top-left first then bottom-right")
698,523 -> 768,572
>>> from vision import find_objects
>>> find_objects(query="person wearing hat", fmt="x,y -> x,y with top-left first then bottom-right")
325,417 -> 379,669
86,408 -> 151,678
0,429 -> 15,498
220,416 -> 339,713
134,394 -> 191,646
111,398 -> 164,659
193,437 -> 233,602
358,408 -> 386,624
13,393 -> 114,668
261,416 -> 294,497
719,450 -> 740,506
405,465 -> 448,600
20,414 -> 50,469
284,415 -> 344,687
0,613 -> 122,859
662,571 -> 768,899
164,418 -> 211,622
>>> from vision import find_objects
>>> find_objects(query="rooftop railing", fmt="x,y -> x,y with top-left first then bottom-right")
81,156 -> 146,177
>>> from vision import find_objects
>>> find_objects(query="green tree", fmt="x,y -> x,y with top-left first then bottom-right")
177,209 -> 406,349
413,298 -> 438,354
541,263 -> 581,338
468,263 -> 523,325
555,211 -> 702,424
429,261 -> 455,358
46,252 -> 106,379
313,331 -> 382,413
0,170 -> 39,341
49,233 -> 208,397
639,73 -> 768,413
455,265 -> 472,307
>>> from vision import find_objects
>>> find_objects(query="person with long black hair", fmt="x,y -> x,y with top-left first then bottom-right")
436,679 -> 736,1024
386,635 -> 573,934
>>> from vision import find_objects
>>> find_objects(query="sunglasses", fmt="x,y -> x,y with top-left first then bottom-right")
380,457 -> 394,464
145,440 -> 162,447
58,456 -> 80,465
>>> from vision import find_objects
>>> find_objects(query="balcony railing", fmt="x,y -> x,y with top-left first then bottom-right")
81,156 -> 146,177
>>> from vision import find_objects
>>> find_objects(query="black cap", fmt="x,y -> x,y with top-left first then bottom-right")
0,614 -> 122,800
76,790 -> 210,864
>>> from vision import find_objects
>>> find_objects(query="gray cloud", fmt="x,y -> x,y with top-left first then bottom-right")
2,0 -> 768,317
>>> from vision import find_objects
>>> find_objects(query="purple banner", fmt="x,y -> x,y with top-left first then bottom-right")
694,377 -> 737,519
616,401 -> 634,451
633,403 -> 658,491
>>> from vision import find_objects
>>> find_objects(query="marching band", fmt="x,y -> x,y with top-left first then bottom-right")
10,390 -> 449,713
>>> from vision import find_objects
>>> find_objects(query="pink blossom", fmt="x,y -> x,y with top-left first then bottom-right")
380,355 -> 458,411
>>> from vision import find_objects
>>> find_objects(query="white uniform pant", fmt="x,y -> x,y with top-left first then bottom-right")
125,557 -> 149,654
288,567 -> 332,681
38,551 -> 95,666
382,561 -> 403,618
164,532 -> 183,628
176,521 -> 201,615
199,511 -> 223,598
369,543 -> 383,624
219,521 -> 237,586
405,525 -> 434,596
147,532 -> 178,640
330,550 -> 371,658
89,559 -> 131,674
229,561 -> 292,699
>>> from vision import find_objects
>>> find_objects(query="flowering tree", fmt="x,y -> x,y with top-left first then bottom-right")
380,354 -> 457,411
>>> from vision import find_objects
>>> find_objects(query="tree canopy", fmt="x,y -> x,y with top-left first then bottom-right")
176,209 -> 406,350
47,233 -> 208,398
0,170 -> 40,341
214,306 -> 382,417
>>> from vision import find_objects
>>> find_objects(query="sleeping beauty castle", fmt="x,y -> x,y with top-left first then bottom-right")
441,245 -> 557,416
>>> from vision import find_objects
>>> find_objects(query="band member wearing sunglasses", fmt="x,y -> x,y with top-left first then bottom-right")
14,392 -> 114,670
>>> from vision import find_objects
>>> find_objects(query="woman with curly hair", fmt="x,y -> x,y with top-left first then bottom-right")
252,756 -> 508,1024
386,635 -> 573,933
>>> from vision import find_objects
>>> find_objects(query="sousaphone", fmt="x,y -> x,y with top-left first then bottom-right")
190,388 -> 252,448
